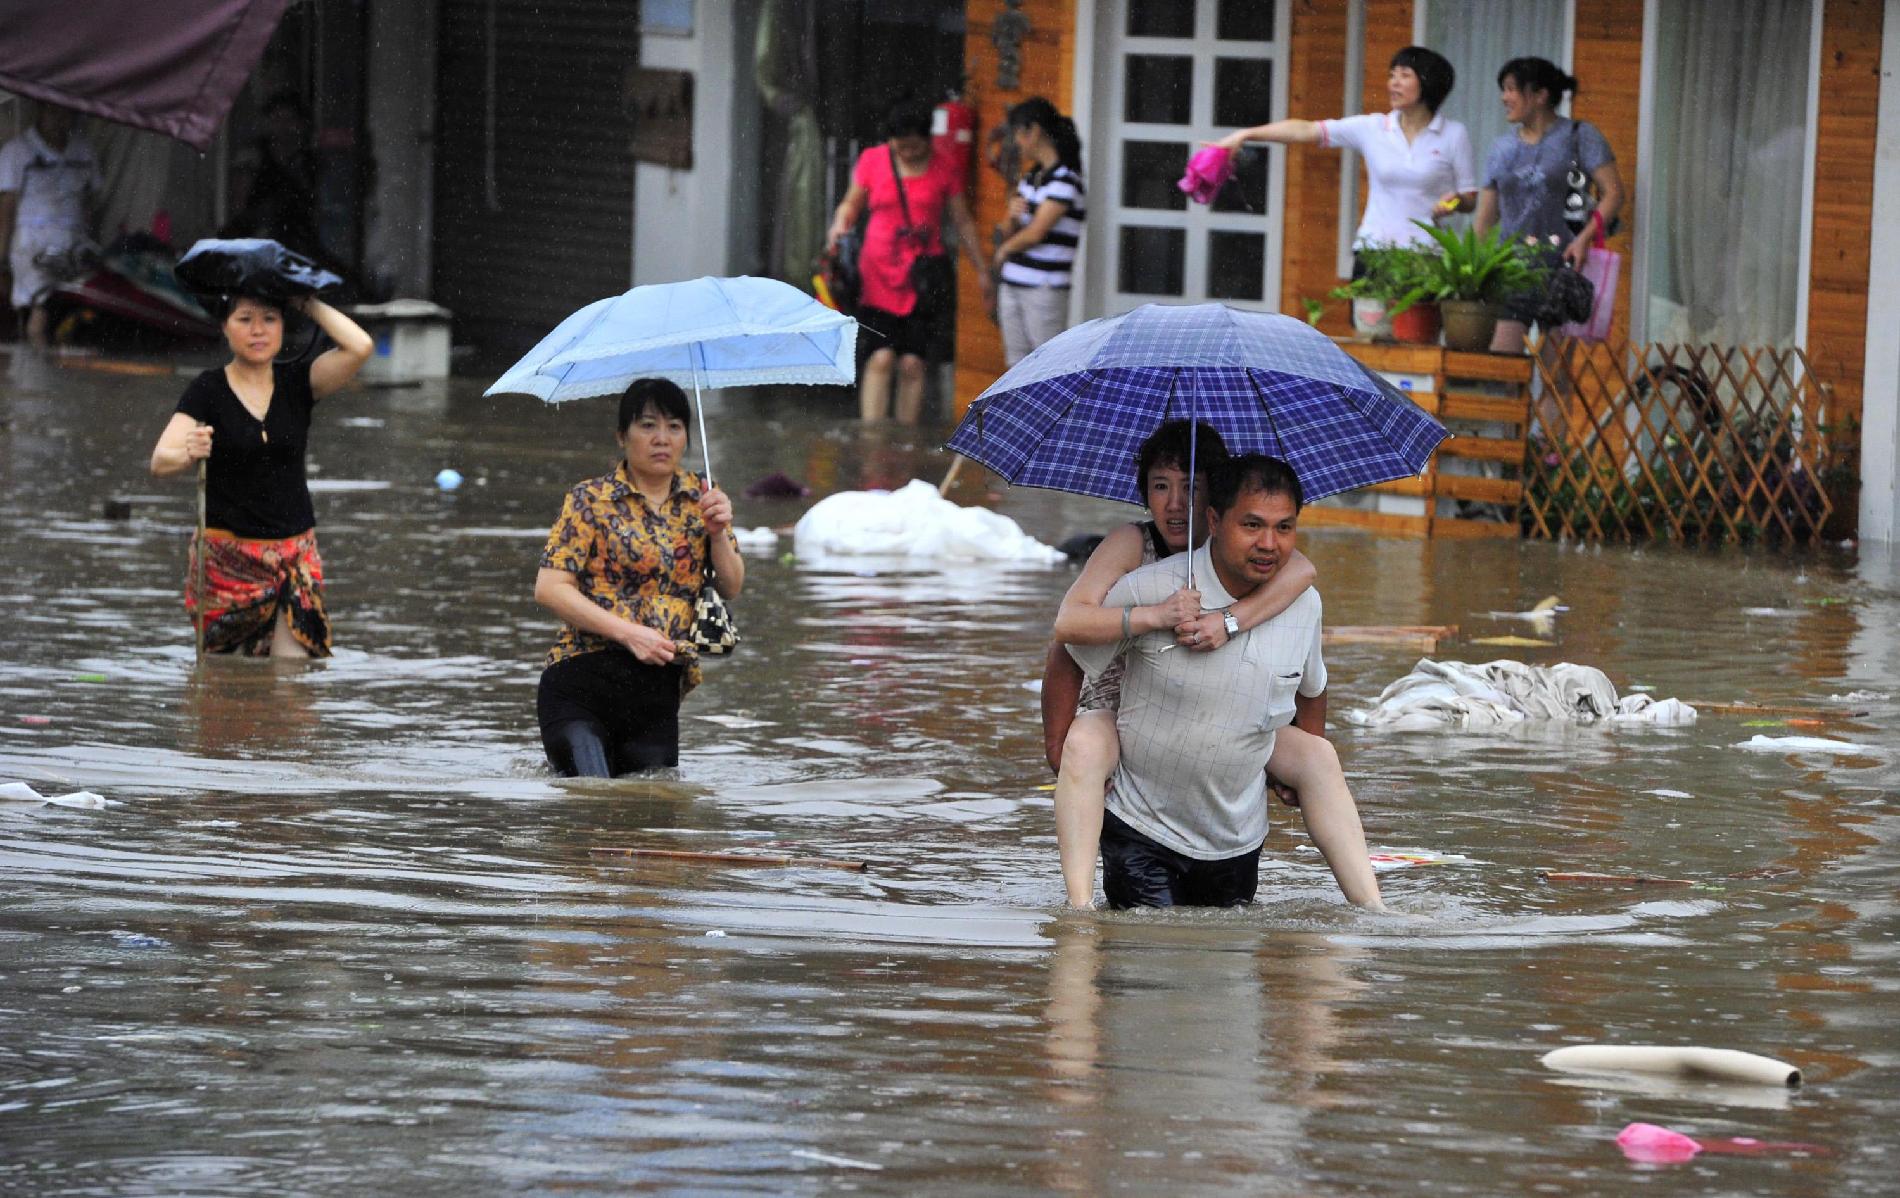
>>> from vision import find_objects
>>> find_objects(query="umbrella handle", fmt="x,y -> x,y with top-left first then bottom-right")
691,349 -> 713,487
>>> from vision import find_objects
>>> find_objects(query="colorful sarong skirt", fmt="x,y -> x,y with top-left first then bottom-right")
185,528 -> 332,657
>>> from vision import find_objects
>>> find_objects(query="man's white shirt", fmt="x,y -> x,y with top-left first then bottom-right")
1068,545 -> 1325,860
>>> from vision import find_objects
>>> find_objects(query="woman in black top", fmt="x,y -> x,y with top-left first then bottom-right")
148,293 -> 372,656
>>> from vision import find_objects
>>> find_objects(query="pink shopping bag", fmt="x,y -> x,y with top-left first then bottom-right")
1559,235 -> 1620,342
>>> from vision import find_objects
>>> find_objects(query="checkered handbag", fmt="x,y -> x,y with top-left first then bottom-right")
689,537 -> 739,656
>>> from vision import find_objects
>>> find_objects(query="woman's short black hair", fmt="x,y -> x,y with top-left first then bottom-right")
884,100 -> 934,141
1136,419 -> 1229,495
1391,46 -> 1456,114
617,377 -> 692,437
1497,57 -> 1578,108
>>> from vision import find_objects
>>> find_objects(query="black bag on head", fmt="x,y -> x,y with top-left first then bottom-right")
174,238 -> 343,305
888,150 -> 956,321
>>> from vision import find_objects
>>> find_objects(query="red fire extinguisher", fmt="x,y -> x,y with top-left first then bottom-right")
933,88 -> 976,195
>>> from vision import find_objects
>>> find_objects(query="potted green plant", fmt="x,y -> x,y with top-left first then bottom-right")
1329,245 -> 1428,340
1409,220 -> 1548,351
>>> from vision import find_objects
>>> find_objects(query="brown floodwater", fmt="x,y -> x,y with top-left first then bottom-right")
2,348 -> 1896,1195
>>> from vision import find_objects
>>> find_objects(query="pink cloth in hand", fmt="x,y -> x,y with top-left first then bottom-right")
1178,146 -> 1234,206
1616,1122 -> 1703,1164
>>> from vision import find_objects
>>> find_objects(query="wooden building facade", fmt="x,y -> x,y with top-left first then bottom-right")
956,0 -> 1897,541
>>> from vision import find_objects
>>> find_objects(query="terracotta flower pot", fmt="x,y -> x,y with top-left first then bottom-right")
1440,299 -> 1498,352
1390,301 -> 1441,345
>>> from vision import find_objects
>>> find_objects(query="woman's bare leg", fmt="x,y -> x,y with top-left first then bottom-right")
1266,726 -> 1383,910
269,605 -> 309,659
1055,709 -> 1118,908
860,347 -> 895,422
894,353 -> 927,426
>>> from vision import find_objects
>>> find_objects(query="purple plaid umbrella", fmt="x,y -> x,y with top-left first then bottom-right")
945,304 -> 1450,573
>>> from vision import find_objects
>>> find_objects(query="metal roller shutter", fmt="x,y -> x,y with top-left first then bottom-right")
433,0 -> 638,358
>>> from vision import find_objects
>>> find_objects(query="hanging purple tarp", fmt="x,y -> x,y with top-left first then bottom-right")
0,0 -> 288,151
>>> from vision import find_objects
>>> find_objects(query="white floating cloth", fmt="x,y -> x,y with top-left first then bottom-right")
792,480 -> 1065,564
1346,658 -> 1697,730
1735,734 -> 1867,754
1,781 -> 110,809
731,526 -> 779,551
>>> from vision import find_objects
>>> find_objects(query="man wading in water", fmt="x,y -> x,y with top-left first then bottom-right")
1064,455 -> 1387,910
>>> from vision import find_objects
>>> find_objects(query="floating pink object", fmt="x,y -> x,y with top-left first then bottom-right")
1617,1122 -> 1703,1164
1178,145 -> 1234,206
19,716 -> 51,727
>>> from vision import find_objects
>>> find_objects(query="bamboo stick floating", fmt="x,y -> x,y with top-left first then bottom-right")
1541,871 -> 1697,886
1685,701 -> 1867,719
1542,1045 -> 1801,1087
590,846 -> 868,872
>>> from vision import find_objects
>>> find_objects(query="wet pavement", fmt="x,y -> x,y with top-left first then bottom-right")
2,348 -> 1897,1195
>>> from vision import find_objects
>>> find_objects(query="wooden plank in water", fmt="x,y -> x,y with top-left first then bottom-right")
1325,624 -> 1457,653
590,846 -> 869,872
1542,871 -> 1697,886
1685,701 -> 1867,720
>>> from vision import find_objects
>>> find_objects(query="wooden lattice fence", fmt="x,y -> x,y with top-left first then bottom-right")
1519,338 -> 1840,545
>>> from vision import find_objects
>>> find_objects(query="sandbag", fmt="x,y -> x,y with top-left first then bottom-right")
174,238 -> 342,304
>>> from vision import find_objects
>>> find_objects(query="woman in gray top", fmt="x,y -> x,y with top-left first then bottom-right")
1474,57 -> 1626,351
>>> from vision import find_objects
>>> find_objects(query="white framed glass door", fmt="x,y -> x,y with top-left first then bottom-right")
1087,0 -> 1290,317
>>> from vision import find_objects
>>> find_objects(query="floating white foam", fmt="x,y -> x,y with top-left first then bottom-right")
792,481 -> 1064,564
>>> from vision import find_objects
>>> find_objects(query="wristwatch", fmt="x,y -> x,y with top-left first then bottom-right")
1222,608 -> 1240,637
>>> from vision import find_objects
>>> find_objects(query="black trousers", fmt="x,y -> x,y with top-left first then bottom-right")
536,651 -> 684,777
1100,810 -> 1262,909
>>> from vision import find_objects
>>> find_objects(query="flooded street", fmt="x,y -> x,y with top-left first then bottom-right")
3,355 -> 1897,1195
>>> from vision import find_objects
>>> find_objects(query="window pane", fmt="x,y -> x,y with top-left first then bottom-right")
1119,226 -> 1186,295
1207,230 -> 1266,301
1127,0 -> 1195,38
1645,0 -> 1812,344
1214,58 -> 1271,128
1122,140 -> 1190,210
1211,147 -> 1267,214
1124,55 -> 1193,124
1217,0 -> 1274,41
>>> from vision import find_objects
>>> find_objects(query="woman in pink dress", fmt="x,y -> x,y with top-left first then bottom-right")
826,102 -> 993,424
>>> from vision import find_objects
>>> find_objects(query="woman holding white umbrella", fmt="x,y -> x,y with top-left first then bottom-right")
489,274 -> 854,776
533,379 -> 744,776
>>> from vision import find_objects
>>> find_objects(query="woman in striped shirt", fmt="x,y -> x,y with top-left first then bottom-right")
991,98 -> 1085,366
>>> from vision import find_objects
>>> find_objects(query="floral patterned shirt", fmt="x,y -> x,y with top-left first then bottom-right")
540,463 -> 737,690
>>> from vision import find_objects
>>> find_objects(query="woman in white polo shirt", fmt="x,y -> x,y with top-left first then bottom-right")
1213,46 -> 1476,259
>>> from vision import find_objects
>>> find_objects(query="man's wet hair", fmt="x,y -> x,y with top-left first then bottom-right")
1136,420 -> 1228,495
618,377 -> 692,437
1208,454 -> 1303,515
